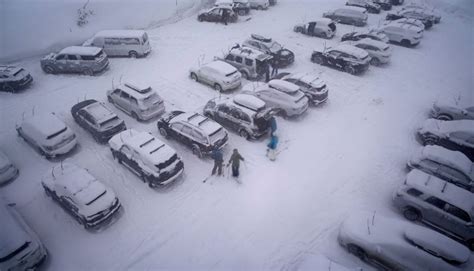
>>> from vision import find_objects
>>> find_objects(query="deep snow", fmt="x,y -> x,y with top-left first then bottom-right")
0,0 -> 473,270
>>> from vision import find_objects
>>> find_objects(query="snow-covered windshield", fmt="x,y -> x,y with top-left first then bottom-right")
269,42 -> 283,53
0,242 -> 30,263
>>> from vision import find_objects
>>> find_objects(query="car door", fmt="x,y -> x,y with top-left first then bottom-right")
229,107 -> 246,131
464,107 -> 474,119
77,109 -> 94,132
169,122 -> 183,142
199,66 -> 213,85
216,104 -> 233,129
119,145 -> 141,175
66,54 -> 81,72
117,91 -> 132,113
54,54 -> 68,72
180,124 -> 196,148
424,196 -> 451,229
442,203 -> 472,238
60,195 -> 80,218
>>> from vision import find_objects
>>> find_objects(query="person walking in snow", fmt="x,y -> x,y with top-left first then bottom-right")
269,116 -> 277,135
227,148 -> 244,177
211,147 -> 224,176
271,59 -> 279,78
221,9 -> 229,25
266,133 -> 279,161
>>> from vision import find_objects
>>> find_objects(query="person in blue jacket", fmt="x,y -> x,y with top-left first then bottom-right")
211,147 -> 224,176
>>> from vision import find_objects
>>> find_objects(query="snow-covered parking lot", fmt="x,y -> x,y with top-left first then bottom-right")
1,0 -> 473,270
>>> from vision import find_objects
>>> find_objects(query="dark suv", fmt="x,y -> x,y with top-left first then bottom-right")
311,44 -> 370,75
71,99 -> 126,143
242,34 -> 294,68
203,94 -> 276,140
157,111 -> 229,158
0,66 -> 33,92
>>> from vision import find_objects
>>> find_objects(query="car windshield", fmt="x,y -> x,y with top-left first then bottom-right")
0,242 -> 30,263
269,42 -> 283,53
86,190 -> 106,206
100,116 -> 120,127
209,128 -> 226,144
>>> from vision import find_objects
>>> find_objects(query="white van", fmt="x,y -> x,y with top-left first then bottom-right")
0,203 -> 47,270
84,30 -> 151,58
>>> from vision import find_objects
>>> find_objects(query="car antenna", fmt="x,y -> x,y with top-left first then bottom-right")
441,182 -> 448,193
372,210 -> 376,226
83,94 -> 87,101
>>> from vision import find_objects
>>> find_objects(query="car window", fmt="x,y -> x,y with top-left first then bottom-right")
240,112 -> 251,123
171,122 -> 184,132
406,188 -> 423,197
82,111 -> 96,125
112,89 -> 121,96
218,104 -> 230,114
181,125 -> 193,137
235,56 -> 243,64
444,204 -> 471,222
56,54 -> 66,60
467,137 -> 474,145
192,130 -> 207,144
120,91 -> 130,99
450,132 -> 470,141
120,145 -> 133,157
225,54 -> 235,61
68,55 -> 78,60
425,196 -> 446,209
130,97 -> 138,105
245,58 -> 253,67
466,107 -> 474,112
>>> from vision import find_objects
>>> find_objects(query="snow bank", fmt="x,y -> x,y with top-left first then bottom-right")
0,0 -> 211,62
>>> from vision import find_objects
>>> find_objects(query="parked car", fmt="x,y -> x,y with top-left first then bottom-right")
346,0 -> 381,14
0,203 -> 47,270
385,18 -> 426,32
298,253 -> 362,271
198,6 -> 237,23
216,0 -> 251,16
417,119 -> 474,160
372,0 -> 392,10
83,30 -> 151,58
342,38 -> 392,66
402,5 -> 441,23
341,29 -> 389,43
107,82 -> 166,121
0,149 -> 19,185
109,129 -> 184,187
41,163 -> 121,229
393,169 -> 474,250
408,145 -> 474,192
190,60 -> 242,92
431,102 -> 474,121
242,79 -> 309,118
390,0 -> 404,5
273,72 -> 329,105
157,111 -> 229,158
40,46 -> 109,75
16,113 -> 78,159
338,211 -> 471,270
203,94 -> 276,139
311,44 -> 370,75
218,45 -> 272,81
293,19 -> 337,39
71,99 -> 127,143
242,34 -> 294,67
386,10 -> 434,29
0,66 -> 33,92
323,7 -> 368,27
378,22 -> 423,47
249,0 -> 269,10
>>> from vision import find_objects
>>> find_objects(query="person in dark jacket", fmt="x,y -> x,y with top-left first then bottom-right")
221,9 -> 229,25
227,148 -> 244,177
266,133 -> 279,161
211,147 -> 224,176
271,59 -> 279,78
270,116 -> 277,135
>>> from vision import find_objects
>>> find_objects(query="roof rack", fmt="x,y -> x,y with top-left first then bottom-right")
140,137 -> 155,148
424,175 -> 431,186
441,182 -> 448,193
198,117 -> 210,126
187,113 -> 200,121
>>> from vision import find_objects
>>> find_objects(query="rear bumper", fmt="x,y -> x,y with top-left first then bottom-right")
45,137 -> 78,158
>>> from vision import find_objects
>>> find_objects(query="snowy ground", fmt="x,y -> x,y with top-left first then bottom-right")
1,0 -> 473,270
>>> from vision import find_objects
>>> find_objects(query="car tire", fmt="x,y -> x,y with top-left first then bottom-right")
403,207 -> 421,221
159,127 -> 168,138
132,112 -> 140,121
437,114 -> 453,121
370,58 -> 381,66
311,55 -> 324,64
347,244 -> 367,261
214,83 -> 223,92
43,65 -> 55,74
344,65 -> 356,75
239,129 -> 250,140
295,27 -> 303,33
401,39 -> 411,47
192,144 -> 203,158
198,16 -> 204,22
191,72 -> 199,82
241,71 -> 249,80
423,135 -> 438,145
129,51 -> 138,58
2,84 -> 14,92
83,68 -> 94,76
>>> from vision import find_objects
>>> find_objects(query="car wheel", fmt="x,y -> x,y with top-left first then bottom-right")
423,135 -> 438,145
43,65 -> 55,74
241,71 -> 249,80
159,127 -> 168,138
191,72 -> 199,82
83,68 -> 94,76
192,144 -> 203,158
214,83 -> 223,92
295,26 -> 303,33
198,16 -> 204,22
437,114 -> 452,121
401,39 -> 411,47
347,244 -> 367,261
132,112 -> 140,121
129,51 -> 138,58
370,57 -> 381,66
403,207 -> 421,221
311,55 -> 324,64
344,65 -> 356,75
2,84 -> 14,92
239,129 -> 250,140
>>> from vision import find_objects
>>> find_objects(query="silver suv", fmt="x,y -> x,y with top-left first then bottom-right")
393,169 -> 474,250
41,46 -> 109,75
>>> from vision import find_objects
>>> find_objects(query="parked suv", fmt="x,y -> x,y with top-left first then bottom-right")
311,44 -> 370,75
157,111 -> 229,158
417,119 -> 474,160
323,7 -> 368,26
242,34 -> 294,67
216,0 -> 250,16
109,129 -> 184,187
293,19 -> 337,39
378,22 -> 423,47
71,99 -> 127,143
0,66 -> 33,92
372,0 -> 391,10
386,10 -> 434,29
16,113 -> 78,159
341,29 -> 389,43
203,94 -> 276,140
243,80 -> 309,118
190,60 -> 242,92
218,45 -> 273,80
0,203 -> 47,270
342,38 -> 392,66
346,0 -> 381,14
41,46 -> 109,75
402,5 -> 441,23
274,72 -> 328,105
198,6 -> 237,23
0,149 -> 19,185
83,30 -> 151,58
393,169 -> 474,250
408,145 -> 474,192
249,0 -> 269,10
385,18 -> 426,33
431,102 -> 474,121
107,82 -> 165,121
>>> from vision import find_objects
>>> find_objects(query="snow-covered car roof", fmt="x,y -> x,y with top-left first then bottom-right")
94,30 -> 146,38
59,46 -> 102,56
330,44 -> 368,59
268,79 -> 299,95
109,129 -> 176,166
419,119 -> 474,137
383,21 -> 423,32
228,46 -> 271,61
389,18 -> 424,27
20,113 -> 67,138
118,82 -> 158,100
411,145 -> 473,178
434,101 -> 473,111
170,112 -> 223,136
205,61 -> 238,76
353,38 -> 390,50
0,204 -> 31,260
83,101 -> 117,124
233,93 -> 266,111
313,17 -> 334,25
406,169 -> 474,216
284,72 -> 325,88
298,254 -> 359,271
336,6 -> 368,14
0,149 -> 12,169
